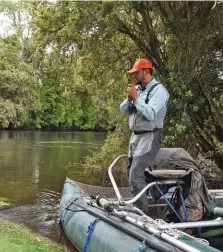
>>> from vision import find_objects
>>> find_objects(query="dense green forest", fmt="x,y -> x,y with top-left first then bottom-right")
0,1 -> 222,169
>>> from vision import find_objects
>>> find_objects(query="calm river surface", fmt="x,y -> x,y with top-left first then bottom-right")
1,131 -> 222,251
0,130 -> 108,251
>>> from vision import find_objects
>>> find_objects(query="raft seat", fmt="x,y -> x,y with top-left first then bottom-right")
146,169 -> 187,179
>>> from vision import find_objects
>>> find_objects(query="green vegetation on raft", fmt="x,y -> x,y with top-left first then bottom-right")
0,219 -> 64,252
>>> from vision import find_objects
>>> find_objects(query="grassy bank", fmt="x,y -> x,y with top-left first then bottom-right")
0,197 -> 14,209
0,218 -> 64,252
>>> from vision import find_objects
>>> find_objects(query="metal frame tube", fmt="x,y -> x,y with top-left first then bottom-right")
209,190 -> 223,193
112,209 -> 200,252
125,180 -> 183,204
213,196 -> 223,199
147,226 -> 200,252
157,219 -> 223,229
108,154 -> 128,204
108,155 -> 185,205
107,155 -> 223,223
214,207 -> 223,218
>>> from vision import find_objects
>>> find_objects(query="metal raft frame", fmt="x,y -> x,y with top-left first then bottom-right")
108,155 -> 223,226
73,154 -> 223,252
108,154 -> 185,205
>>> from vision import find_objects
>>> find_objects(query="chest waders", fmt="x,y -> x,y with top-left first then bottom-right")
128,83 -> 163,215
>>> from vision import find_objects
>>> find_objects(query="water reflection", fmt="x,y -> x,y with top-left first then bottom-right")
0,130 -> 107,251
0,131 -> 106,204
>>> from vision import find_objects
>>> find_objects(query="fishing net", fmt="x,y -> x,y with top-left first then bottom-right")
67,177 -> 221,201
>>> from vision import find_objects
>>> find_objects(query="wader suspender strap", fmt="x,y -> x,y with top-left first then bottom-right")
145,83 -> 160,104
128,82 -> 160,114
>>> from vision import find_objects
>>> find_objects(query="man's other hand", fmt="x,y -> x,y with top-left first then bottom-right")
127,84 -> 139,101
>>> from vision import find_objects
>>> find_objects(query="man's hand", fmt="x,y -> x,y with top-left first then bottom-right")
127,84 -> 139,101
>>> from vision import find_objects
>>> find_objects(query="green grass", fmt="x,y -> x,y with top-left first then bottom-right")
0,219 -> 64,252
0,197 -> 14,207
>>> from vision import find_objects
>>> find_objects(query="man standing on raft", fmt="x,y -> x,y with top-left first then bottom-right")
120,58 -> 169,214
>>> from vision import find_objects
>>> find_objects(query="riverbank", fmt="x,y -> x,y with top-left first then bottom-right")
0,218 -> 64,252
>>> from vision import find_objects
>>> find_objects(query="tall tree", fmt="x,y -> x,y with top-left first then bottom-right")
31,1 -> 223,169
1,1 -> 222,168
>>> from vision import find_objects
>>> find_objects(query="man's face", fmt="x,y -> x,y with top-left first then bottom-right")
131,69 -> 146,84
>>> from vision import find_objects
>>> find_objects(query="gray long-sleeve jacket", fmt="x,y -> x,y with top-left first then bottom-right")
120,78 -> 169,131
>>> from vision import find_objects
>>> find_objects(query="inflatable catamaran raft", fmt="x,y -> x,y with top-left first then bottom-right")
59,148 -> 223,252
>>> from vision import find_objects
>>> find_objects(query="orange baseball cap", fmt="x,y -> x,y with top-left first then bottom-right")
127,59 -> 152,75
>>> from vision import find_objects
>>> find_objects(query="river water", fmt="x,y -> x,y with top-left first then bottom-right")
1,131 -> 223,252
0,130 -> 108,251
